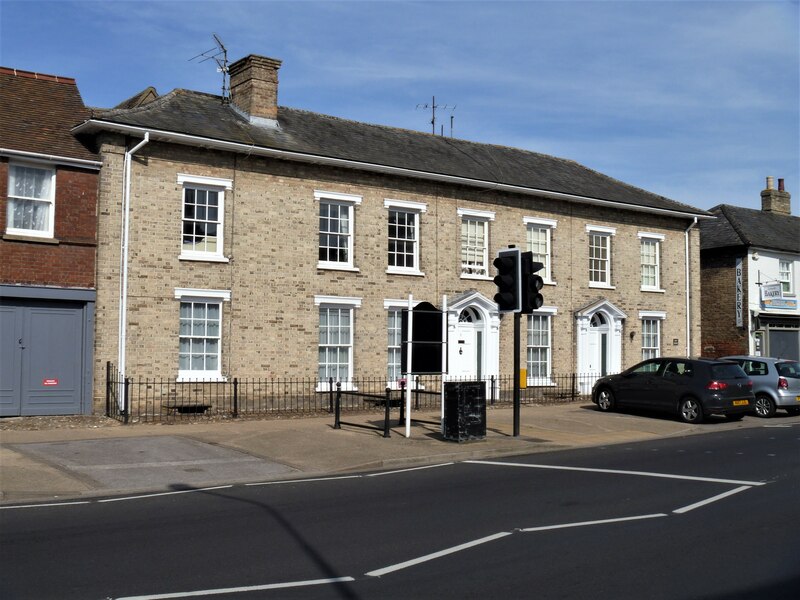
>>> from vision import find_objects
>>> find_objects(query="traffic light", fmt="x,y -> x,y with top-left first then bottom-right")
493,247 -> 521,312
521,252 -> 544,313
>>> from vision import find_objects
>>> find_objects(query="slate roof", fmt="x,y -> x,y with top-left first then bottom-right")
699,204 -> 800,254
81,88 -> 708,217
0,67 -> 97,162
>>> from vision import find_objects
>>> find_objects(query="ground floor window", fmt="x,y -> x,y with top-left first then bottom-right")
527,313 -> 552,382
640,312 -> 665,360
174,288 -> 230,381
387,308 -> 403,383
315,296 -> 362,387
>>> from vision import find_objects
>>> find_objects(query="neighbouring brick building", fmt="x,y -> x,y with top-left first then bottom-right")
72,54 -> 710,412
700,178 -> 799,360
0,67 -> 101,415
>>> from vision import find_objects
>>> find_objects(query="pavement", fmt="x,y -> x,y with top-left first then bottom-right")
0,402 -> 785,506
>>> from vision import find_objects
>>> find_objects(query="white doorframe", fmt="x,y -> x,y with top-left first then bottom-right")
446,291 -> 500,397
576,299 -> 627,393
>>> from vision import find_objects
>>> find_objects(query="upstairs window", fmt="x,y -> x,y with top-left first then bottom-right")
587,225 -> 615,287
316,191 -> 361,271
6,163 -> 55,238
386,199 -> 426,275
639,232 -> 664,291
178,174 -> 231,262
525,217 -> 557,282
459,208 -> 495,278
779,260 -> 794,295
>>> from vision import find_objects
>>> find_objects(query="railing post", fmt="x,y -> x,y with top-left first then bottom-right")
105,361 -> 112,416
233,378 -> 239,418
328,377 -> 334,413
334,381 -> 342,429
123,377 -> 130,425
571,373 -> 577,401
490,375 -> 496,405
414,376 -> 420,410
383,387 -> 391,438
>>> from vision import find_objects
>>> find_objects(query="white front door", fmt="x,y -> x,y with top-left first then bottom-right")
451,309 -> 482,379
576,303 -> 626,394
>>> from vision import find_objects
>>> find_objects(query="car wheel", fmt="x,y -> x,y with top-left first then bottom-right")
679,398 -> 704,424
786,407 -> 800,416
596,388 -> 615,412
753,394 -> 776,418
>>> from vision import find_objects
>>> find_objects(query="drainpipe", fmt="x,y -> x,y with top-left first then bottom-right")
684,217 -> 697,357
118,133 -> 149,401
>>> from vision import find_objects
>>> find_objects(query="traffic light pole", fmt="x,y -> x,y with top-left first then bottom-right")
513,312 -> 520,437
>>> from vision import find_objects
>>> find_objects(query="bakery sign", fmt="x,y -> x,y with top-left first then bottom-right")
761,283 -> 797,310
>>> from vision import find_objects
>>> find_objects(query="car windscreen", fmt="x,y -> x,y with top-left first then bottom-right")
776,362 -> 800,379
710,363 -> 747,379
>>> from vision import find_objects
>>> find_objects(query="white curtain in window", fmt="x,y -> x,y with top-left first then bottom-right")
8,166 -> 52,231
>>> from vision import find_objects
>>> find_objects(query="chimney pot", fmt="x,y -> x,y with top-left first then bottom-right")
778,178 -> 785,192
766,176 -> 774,190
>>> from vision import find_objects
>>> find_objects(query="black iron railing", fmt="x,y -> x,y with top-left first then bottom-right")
105,362 -> 597,424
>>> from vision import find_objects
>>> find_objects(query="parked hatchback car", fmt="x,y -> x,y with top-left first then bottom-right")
592,357 -> 754,423
719,356 -> 800,418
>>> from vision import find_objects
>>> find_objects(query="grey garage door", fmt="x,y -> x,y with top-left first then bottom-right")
1,300 -> 85,416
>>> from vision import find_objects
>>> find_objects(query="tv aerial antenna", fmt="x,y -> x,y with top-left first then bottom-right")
190,34 -> 230,104
416,96 -> 456,136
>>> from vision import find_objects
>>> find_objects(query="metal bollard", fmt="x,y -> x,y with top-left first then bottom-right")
334,381 -> 342,429
383,388 -> 391,438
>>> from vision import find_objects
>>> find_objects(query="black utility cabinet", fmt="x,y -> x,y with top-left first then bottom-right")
443,381 -> 486,442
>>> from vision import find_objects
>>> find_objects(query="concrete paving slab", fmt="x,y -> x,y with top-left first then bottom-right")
8,436 -> 297,493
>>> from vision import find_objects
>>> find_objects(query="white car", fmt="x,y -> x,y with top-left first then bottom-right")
720,356 -> 800,417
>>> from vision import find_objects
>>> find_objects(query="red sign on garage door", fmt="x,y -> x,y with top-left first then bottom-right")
42,378 -> 59,386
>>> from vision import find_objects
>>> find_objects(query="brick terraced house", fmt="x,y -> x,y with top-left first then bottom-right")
700,178 -> 799,360
1,67 -> 101,415
72,54 -> 712,412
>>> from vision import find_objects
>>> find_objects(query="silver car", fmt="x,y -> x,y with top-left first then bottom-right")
720,356 -> 800,417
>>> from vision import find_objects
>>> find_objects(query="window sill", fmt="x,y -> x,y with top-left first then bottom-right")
317,263 -> 360,273
589,283 -> 616,290
526,379 -> 556,387
316,382 -> 358,392
176,374 -> 227,383
641,287 -> 665,293
386,268 -> 425,277
179,253 -> 230,263
461,273 -> 491,281
3,233 -> 59,244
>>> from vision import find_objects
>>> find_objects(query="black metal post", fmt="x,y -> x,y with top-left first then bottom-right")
334,381 -> 342,429
105,361 -> 111,416
490,374 -> 496,405
513,312 -> 521,437
328,377 -> 334,413
383,388 -> 391,438
571,373 -> 576,402
398,379 -> 406,425
233,378 -> 239,417
123,377 -> 130,425
414,376 -> 420,410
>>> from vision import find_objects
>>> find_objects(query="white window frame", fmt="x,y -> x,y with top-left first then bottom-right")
639,311 -> 665,361
174,288 -> 231,382
315,295 -> 362,390
458,208 -> 495,279
524,217 -> 557,284
586,225 -> 616,289
526,306 -> 557,386
6,161 -> 56,238
316,190 -> 362,272
779,259 -> 794,295
385,199 -> 426,276
638,232 -> 665,292
177,174 -> 232,263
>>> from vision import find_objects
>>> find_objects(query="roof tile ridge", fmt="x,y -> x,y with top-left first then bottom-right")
718,204 -> 750,246
93,88 -> 184,118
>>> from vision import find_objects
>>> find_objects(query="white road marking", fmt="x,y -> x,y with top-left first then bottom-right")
115,576 -> 356,599
365,531 -> 513,577
366,463 -> 454,477
521,513 -> 667,532
0,500 -> 91,510
466,460 -> 766,486
98,485 -> 233,503
673,485 -> 752,514
246,475 -> 361,486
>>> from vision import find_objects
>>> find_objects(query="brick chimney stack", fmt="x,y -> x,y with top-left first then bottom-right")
760,176 -> 791,215
229,54 -> 282,124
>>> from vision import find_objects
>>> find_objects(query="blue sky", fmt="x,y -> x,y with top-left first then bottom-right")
2,0 -> 798,212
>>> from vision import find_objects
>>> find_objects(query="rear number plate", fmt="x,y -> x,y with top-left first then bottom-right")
732,400 -> 749,406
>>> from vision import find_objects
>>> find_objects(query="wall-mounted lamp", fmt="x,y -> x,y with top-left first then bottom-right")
629,331 -> 636,340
